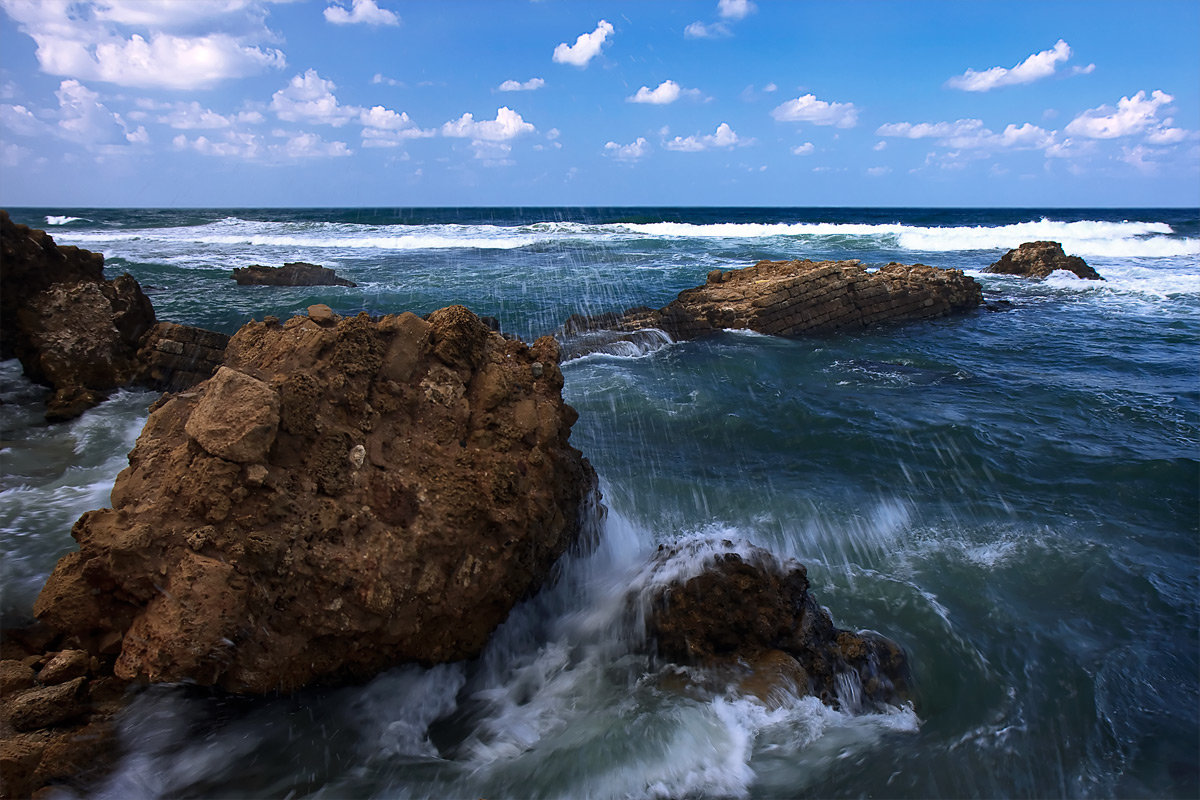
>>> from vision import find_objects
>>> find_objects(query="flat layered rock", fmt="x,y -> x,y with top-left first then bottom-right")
564,258 -> 983,344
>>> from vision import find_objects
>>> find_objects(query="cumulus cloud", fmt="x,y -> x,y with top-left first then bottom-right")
441,107 -> 535,141
947,39 -> 1079,92
359,105 -> 434,146
173,130 -> 351,160
271,69 -> 359,126
876,118 -> 1056,151
323,0 -> 399,26
686,0 -> 754,37
0,0 -> 286,89
55,79 -> 130,144
790,142 -> 814,155
718,0 -> 756,19
147,100 -> 262,130
605,137 -> 650,160
771,94 -> 859,128
553,20 -> 613,67
628,80 -> 698,105
684,21 -> 729,39
498,77 -> 545,92
664,122 -> 748,151
1065,90 -> 1176,139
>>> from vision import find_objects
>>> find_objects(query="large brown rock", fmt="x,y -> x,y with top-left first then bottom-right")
563,258 -> 983,347
0,210 -> 156,420
645,543 -> 910,712
33,305 -> 598,693
984,241 -> 1102,280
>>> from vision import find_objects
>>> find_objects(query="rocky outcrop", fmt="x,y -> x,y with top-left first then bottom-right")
0,627 -> 127,800
563,258 -> 983,345
0,210 -> 156,420
232,262 -> 357,287
645,544 -> 910,712
33,304 -> 598,693
136,321 -> 230,391
984,241 -> 1102,280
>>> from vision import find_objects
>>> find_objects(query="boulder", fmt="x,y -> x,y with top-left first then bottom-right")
0,210 -> 157,420
645,543 -> 910,712
232,262 -> 357,287
33,305 -> 598,693
563,258 -> 982,346
984,241 -> 1102,280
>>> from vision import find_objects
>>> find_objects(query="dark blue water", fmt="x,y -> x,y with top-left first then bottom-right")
2,207 -> 1197,798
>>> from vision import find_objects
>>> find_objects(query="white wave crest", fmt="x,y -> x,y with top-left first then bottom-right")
45,215 -> 83,225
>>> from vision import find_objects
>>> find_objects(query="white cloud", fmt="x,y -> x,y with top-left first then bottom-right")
125,125 -> 148,144
866,166 -> 891,177
271,69 -> 359,126
553,20 -> 613,67
359,105 -> 434,146
1065,90 -> 1175,139
684,21 -> 729,39
771,93 -> 859,128
153,101 -> 233,130
605,137 -> 649,160
55,79 -> 127,144
1,0 -> 286,89
790,142 -> 814,155
372,73 -> 405,87
498,77 -> 545,92
441,107 -> 535,142
664,122 -> 747,152
628,80 -> 697,105
0,103 -> 47,136
282,132 -> 352,158
1146,127 -> 1189,145
323,0 -> 399,26
173,130 -> 351,160
873,140 -> 887,151
947,39 -> 1074,92
876,118 -> 1055,151
718,0 -> 756,20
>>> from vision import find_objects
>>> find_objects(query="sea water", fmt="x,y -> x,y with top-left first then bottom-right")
1,207 -> 1197,798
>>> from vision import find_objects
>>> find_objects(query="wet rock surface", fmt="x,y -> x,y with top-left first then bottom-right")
563,258 -> 982,346
984,241 -> 1102,280
0,210 -> 156,420
33,304 -> 598,693
645,544 -> 910,712
232,261 -> 357,287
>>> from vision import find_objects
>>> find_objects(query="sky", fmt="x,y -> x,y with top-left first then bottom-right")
1,0 -> 1198,208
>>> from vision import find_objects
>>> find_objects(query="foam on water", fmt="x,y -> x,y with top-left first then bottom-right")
44,215 -> 84,225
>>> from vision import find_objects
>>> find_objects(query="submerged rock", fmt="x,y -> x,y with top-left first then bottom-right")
644,543 -> 910,712
563,258 -> 982,347
0,210 -> 156,420
33,305 -> 598,693
232,261 -> 357,287
984,241 -> 1102,280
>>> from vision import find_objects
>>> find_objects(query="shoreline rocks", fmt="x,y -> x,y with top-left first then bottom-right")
644,543 -> 910,712
984,241 -> 1102,280
33,304 -> 598,693
232,262 -> 357,287
563,258 -> 983,346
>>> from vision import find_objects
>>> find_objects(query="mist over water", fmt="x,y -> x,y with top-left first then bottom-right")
3,207 -> 1197,798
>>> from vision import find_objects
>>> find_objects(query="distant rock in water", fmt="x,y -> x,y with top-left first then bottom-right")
562,258 -> 983,347
984,241 -> 1102,280
34,304 -> 598,693
644,542 -> 910,712
0,209 -> 156,420
232,261 -> 357,287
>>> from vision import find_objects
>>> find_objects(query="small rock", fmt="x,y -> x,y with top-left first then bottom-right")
0,660 -> 35,693
348,444 -> 366,470
308,304 -> 336,324
6,676 -> 89,731
36,650 -> 89,685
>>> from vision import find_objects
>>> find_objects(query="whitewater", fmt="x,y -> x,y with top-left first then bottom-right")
2,206 -> 1197,798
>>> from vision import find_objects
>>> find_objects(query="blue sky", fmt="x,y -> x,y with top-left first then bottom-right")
1,0 -> 1197,207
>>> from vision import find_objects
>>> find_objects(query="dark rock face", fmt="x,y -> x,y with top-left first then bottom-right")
232,262 -> 357,287
0,210 -> 156,420
645,544 -> 910,712
34,304 -> 598,693
136,321 -> 230,391
564,258 -> 982,346
984,241 -> 1102,280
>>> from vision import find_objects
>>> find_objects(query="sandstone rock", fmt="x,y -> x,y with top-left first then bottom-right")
35,650 -> 90,686
0,210 -> 156,420
645,543 -> 910,711
232,262 -> 357,287
34,306 -> 598,693
0,661 -> 35,694
984,241 -> 1102,280
135,321 -> 230,392
4,677 -> 89,731
562,258 -> 982,348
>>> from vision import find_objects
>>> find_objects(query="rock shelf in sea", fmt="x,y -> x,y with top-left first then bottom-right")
984,240 -> 1103,280
232,261 -> 357,287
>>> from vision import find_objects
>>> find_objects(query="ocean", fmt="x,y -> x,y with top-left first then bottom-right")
1,206 -> 1197,798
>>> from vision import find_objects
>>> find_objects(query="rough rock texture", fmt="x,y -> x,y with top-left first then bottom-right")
232,262 -> 357,287
33,304 -> 598,693
0,210 -> 157,420
136,321 -> 230,391
0,628 -> 128,800
645,545 -> 910,712
564,258 -> 983,345
984,241 -> 1102,280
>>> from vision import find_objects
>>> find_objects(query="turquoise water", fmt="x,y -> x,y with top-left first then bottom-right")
2,207 -> 1197,798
